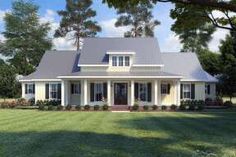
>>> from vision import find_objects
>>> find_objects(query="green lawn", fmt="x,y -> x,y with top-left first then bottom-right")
0,110 -> 236,157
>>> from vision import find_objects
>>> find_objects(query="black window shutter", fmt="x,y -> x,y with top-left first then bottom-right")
207,85 -> 210,94
71,83 -> 74,94
45,84 -> 49,99
58,83 -> 61,100
135,83 -> 139,100
33,84 -> 35,94
25,84 -> 28,94
90,83 -> 94,102
147,83 -> 152,102
167,84 -> 171,94
180,84 -> 183,99
103,82 -> 107,99
191,84 -> 195,99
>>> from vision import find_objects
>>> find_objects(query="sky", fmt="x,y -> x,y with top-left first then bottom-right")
0,0 -> 229,52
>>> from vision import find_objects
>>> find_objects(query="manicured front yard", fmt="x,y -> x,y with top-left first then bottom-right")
0,110 -> 236,157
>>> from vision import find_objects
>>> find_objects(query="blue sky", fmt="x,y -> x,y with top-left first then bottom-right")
0,0 -> 227,52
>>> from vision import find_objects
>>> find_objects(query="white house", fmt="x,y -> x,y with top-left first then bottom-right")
20,38 -> 217,107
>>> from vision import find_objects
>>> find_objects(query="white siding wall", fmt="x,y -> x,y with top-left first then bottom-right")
205,83 -> 216,100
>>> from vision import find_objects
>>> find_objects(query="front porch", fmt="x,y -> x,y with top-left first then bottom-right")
61,79 -> 181,107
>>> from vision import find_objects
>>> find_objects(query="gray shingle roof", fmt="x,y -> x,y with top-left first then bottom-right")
20,38 -> 217,82
79,38 -> 163,65
161,52 -> 218,82
21,50 -> 79,80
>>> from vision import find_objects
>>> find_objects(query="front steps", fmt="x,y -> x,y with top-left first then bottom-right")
111,105 -> 130,111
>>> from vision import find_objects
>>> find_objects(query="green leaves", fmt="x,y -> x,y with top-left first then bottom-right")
55,0 -> 101,50
1,0 -> 52,75
115,2 -> 160,37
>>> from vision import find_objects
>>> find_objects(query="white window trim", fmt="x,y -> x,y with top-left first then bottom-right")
182,83 -> 191,100
49,83 -> 59,100
110,55 -> 130,67
26,83 -> 34,94
93,82 -> 104,102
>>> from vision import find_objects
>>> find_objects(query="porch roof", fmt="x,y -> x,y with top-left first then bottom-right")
58,71 -> 182,79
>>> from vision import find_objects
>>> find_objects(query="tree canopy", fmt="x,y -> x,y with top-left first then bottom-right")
0,0 -> 52,76
115,2 -> 160,37
54,0 -> 101,50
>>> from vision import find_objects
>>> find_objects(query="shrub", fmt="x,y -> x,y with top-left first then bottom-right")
132,104 -> 139,111
214,97 -> 223,106
179,101 -> 186,110
57,105 -> 64,111
75,105 -> 81,111
170,104 -> 177,111
224,101 -> 233,108
1,102 -> 9,108
65,105 -> 72,110
143,105 -> 149,111
37,100 -> 45,110
48,105 -> 54,111
94,105 -> 100,111
28,98 -> 35,106
196,100 -> 205,111
17,98 -> 28,106
161,105 -> 167,110
102,104 -> 109,111
8,101 -> 17,108
189,100 -> 197,111
84,105 -> 90,111
152,105 -> 158,110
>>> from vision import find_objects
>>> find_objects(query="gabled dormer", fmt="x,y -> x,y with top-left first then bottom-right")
106,51 -> 135,71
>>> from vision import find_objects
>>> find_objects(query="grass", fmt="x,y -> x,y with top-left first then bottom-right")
0,110 -> 236,157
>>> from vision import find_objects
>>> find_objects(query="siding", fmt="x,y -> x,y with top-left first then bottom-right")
161,80 -> 176,106
205,83 -> 216,100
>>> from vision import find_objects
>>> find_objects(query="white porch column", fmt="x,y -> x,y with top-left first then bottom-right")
131,80 -> 134,106
154,80 -> 158,105
176,80 -> 181,106
107,80 -> 111,106
83,79 -> 88,105
61,80 -> 65,106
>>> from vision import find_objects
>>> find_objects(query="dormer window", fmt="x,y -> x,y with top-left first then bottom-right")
111,56 -> 130,67
112,56 -> 117,66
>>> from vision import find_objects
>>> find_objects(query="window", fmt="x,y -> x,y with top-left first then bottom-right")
205,84 -> 210,94
91,83 -> 106,102
135,83 -> 151,102
112,56 -> 117,66
111,56 -> 130,67
139,83 -> 148,101
183,84 -> 191,99
50,84 -> 58,99
118,56 -> 123,66
125,56 -> 130,66
71,83 -> 81,95
161,84 -> 169,94
25,83 -> 35,94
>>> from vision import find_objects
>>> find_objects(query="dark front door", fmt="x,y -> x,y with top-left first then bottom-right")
114,83 -> 128,105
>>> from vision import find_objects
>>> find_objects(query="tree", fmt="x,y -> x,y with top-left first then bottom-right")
198,49 -> 221,75
170,4 -> 216,53
54,0 -> 101,50
218,32 -> 236,101
104,0 -> 236,13
104,0 -> 236,32
0,64 -> 20,98
115,2 -> 160,37
0,0 -> 52,76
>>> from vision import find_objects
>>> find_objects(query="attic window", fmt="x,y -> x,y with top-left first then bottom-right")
111,56 -> 130,67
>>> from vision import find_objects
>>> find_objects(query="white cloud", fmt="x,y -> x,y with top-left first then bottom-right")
100,18 -> 130,37
208,28 -> 229,52
40,9 -> 76,50
0,9 -> 9,23
161,33 -> 182,52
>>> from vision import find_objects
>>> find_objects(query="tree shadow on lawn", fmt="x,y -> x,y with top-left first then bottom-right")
115,112 -> 236,156
0,131 -> 195,157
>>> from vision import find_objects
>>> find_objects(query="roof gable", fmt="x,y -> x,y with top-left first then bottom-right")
79,38 -> 163,65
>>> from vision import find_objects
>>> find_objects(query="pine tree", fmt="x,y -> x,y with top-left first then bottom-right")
54,0 -> 101,50
115,2 -> 160,37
